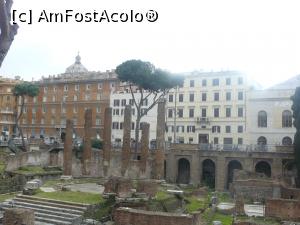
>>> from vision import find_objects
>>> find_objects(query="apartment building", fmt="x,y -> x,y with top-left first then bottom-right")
165,71 -> 252,146
20,55 -> 120,139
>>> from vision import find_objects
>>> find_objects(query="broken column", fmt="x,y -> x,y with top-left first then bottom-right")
103,107 -> 112,176
82,108 -> 92,176
3,208 -> 35,225
121,105 -> 132,176
140,122 -> 150,173
154,99 -> 166,179
63,119 -> 73,176
235,195 -> 245,216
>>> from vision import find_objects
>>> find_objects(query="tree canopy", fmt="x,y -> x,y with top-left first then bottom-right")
13,82 -> 40,97
291,86 -> 300,185
116,59 -> 183,92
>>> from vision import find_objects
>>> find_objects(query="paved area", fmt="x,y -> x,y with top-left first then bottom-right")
64,183 -> 104,194
40,187 -> 56,192
217,202 -> 265,217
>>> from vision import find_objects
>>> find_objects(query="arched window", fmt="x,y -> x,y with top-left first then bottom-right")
282,110 -> 292,128
258,111 -> 267,127
282,136 -> 293,146
257,136 -> 267,145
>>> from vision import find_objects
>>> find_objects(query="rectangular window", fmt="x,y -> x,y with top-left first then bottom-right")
96,118 -> 101,125
226,92 -> 231,101
214,92 -> 219,101
238,91 -> 244,100
141,99 -> 148,106
238,125 -> 243,133
64,85 -> 68,91
202,93 -> 207,101
187,126 -> 195,133
189,93 -> 194,102
85,94 -> 90,100
86,84 -> 91,90
178,108 -> 183,118
73,107 -> 77,113
42,96 -> 47,102
226,126 -> 231,133
213,78 -> 219,86
202,79 -> 207,87
179,94 -> 184,102
201,108 -> 207,118
113,99 -> 120,106
169,94 -> 174,102
190,80 -> 195,87
214,108 -> 219,117
238,138 -> 243,145
226,78 -> 231,85
42,106 -> 46,113
73,95 -> 78,101
52,96 -> 56,102
63,95 -> 67,102
189,108 -> 194,118
238,77 -> 243,85
238,107 -> 243,117
75,84 -> 80,91
168,109 -> 173,118
141,108 -> 147,116
212,126 -> 221,133
44,87 -> 48,92
226,108 -> 231,117
62,107 -> 66,114
32,108 -> 36,114
121,99 -> 126,106
129,99 -> 134,106
96,93 -> 101,100
112,122 -> 119,129
214,137 -> 219,144
96,107 -> 101,113
98,83 -> 102,89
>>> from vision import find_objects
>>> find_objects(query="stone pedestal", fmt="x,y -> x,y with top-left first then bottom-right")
103,107 -> 112,176
121,105 -> 132,176
63,119 -> 73,176
216,156 -> 226,191
82,108 -> 92,175
140,122 -> 150,173
235,195 -> 245,216
3,208 -> 35,225
155,99 -> 166,179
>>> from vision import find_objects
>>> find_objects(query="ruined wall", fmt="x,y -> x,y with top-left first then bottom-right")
114,207 -> 202,225
265,198 -> 300,221
281,186 -> 300,200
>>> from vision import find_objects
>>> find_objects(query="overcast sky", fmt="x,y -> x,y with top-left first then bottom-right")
1,0 -> 300,88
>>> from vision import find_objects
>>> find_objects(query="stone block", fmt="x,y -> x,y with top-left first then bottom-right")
3,208 -> 35,225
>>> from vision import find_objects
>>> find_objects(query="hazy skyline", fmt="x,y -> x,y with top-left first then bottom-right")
1,0 -> 300,88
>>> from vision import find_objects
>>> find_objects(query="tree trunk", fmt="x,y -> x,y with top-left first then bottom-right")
134,114 -> 141,159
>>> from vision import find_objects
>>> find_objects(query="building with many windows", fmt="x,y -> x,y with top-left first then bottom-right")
20,55 -> 120,140
165,71 -> 253,146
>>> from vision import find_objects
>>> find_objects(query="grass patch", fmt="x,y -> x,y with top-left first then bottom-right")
185,196 -> 207,213
84,196 -> 115,221
236,216 -> 281,225
155,191 -> 173,201
42,177 -> 101,187
35,190 -> 103,204
0,193 -> 16,202
203,209 -> 233,225
0,164 -> 5,174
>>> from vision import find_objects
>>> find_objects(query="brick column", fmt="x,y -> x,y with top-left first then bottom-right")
272,158 -> 283,178
216,156 -> 226,191
103,107 -> 112,177
140,122 -> 150,173
3,208 -> 35,225
155,99 -> 166,179
82,108 -> 92,176
121,105 -> 132,176
63,119 -> 73,176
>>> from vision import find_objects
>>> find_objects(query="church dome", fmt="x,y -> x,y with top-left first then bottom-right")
65,54 -> 88,74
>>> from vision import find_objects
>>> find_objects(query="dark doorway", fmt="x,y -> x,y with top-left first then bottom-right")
177,158 -> 190,184
255,161 -> 271,177
227,160 -> 243,188
202,159 -> 215,188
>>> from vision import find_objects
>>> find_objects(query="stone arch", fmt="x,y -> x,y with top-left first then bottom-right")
227,160 -> 243,188
202,159 -> 216,189
177,158 -> 190,184
255,161 -> 271,177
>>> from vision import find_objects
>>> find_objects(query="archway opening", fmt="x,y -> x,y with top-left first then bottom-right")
255,161 -> 271,177
227,160 -> 243,188
177,158 -> 190,184
202,159 -> 215,189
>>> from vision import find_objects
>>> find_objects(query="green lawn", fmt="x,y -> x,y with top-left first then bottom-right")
185,196 -> 208,213
15,166 -> 50,174
0,193 -> 16,202
35,190 -> 103,204
42,177 -> 101,187
0,164 -> 5,174
155,190 -> 173,201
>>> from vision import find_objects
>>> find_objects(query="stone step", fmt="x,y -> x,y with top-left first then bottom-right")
16,195 -> 89,208
35,216 -> 73,225
14,202 -> 84,215
15,197 -> 87,211
35,212 -> 75,222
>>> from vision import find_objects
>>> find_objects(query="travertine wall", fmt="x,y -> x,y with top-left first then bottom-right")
265,198 -> 300,221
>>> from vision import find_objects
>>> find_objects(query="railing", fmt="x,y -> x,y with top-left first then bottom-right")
197,143 -> 294,152
196,117 -> 210,124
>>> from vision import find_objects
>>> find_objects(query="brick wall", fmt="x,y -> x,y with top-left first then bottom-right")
114,207 -> 202,225
281,186 -> 300,200
265,198 -> 300,221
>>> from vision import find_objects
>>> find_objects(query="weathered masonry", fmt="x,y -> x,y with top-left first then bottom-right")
166,144 -> 294,191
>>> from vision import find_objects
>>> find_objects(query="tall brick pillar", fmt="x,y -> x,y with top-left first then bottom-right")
216,156 -> 226,191
140,122 -> 150,173
82,108 -> 92,176
63,119 -> 73,176
121,105 -> 132,176
155,99 -> 166,179
103,107 -> 112,176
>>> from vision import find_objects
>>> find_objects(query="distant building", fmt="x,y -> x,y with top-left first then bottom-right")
20,55 -> 120,139
0,77 -> 20,139
165,71 -> 252,146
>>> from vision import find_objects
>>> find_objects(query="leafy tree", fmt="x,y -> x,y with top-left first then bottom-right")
291,87 -> 300,184
116,60 -> 183,156
13,82 -> 39,150
0,0 -> 18,67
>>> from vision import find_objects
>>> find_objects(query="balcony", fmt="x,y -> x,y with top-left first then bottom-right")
196,117 -> 210,124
